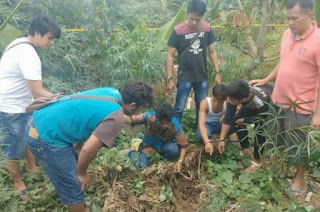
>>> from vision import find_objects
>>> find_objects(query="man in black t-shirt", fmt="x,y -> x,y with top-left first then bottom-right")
217,80 -> 273,172
166,0 -> 220,125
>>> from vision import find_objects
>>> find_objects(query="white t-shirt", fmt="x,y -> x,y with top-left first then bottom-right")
0,38 -> 42,113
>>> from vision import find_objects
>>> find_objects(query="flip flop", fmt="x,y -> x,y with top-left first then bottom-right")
19,188 -> 29,200
20,189 -> 27,196
287,184 -> 302,197
285,179 -> 303,197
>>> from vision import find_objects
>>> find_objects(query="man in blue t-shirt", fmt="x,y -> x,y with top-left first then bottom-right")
25,81 -> 153,212
126,103 -> 188,172
166,0 -> 220,125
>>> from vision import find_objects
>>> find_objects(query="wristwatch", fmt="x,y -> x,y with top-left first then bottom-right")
178,159 -> 183,163
167,76 -> 173,81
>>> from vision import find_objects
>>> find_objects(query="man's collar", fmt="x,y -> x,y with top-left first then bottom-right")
291,21 -> 317,41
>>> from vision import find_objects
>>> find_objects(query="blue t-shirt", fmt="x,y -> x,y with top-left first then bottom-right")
33,87 -> 122,147
142,111 -> 182,150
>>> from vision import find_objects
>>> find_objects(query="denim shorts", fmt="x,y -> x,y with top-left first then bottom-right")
25,120 -> 84,205
0,112 -> 30,159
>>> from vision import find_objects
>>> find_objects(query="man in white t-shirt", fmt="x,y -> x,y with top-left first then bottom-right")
0,14 -> 61,198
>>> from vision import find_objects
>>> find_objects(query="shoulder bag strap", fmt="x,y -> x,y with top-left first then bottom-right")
69,95 -> 121,105
179,25 -> 204,59
4,41 -> 36,53
179,31 -> 201,59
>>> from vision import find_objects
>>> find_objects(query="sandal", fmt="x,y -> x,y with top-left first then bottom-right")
19,188 -> 29,200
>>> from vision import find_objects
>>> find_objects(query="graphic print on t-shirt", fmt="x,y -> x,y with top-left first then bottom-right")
185,32 -> 205,55
167,22 -> 216,82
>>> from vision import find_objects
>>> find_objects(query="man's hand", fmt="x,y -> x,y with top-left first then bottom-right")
215,74 -> 221,85
311,115 -> 320,130
235,118 -> 244,128
205,142 -> 214,155
78,172 -> 91,191
174,161 -> 182,173
248,79 -> 267,87
167,79 -> 175,92
217,141 -> 226,154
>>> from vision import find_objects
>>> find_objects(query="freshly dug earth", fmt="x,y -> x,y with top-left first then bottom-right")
102,145 -> 211,212
101,143 -> 320,212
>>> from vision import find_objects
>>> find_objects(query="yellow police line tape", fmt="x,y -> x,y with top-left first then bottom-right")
66,24 -> 288,32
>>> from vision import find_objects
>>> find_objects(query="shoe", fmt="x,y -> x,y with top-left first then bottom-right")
131,138 -> 142,151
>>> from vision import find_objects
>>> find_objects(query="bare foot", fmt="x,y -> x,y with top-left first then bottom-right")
14,180 -> 26,191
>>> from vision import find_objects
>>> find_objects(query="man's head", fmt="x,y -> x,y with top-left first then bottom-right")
225,80 -> 250,105
211,84 -> 226,106
286,0 -> 313,36
186,0 -> 206,29
155,103 -> 174,130
28,15 -> 61,50
120,81 -> 153,116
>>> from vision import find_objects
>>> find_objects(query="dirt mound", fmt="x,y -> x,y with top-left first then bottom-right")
102,145 -> 213,212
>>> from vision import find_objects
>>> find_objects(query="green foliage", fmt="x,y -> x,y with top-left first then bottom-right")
128,176 -> 145,196
0,0 -> 23,54
259,105 -> 320,166
315,0 -> 320,28
158,2 -> 187,42
206,142 -> 285,206
181,109 -> 197,142
159,185 -> 176,206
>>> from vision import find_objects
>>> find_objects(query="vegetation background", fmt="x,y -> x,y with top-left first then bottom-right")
0,0 -> 320,211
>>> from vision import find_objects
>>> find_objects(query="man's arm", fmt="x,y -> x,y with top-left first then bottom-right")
217,103 -> 236,153
166,47 -> 177,91
208,44 -> 220,84
26,80 -> 52,98
198,99 -> 209,143
77,134 -> 103,190
311,67 -> 320,130
174,147 -> 187,173
198,99 -> 214,155
174,129 -> 188,172
249,63 -> 279,86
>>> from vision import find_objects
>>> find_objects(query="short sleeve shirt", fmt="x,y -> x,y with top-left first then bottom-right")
0,38 -> 42,113
272,22 -> 320,114
168,21 -> 215,82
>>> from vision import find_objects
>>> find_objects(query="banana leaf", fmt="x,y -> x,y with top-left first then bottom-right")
158,2 -> 187,42
0,24 -> 22,54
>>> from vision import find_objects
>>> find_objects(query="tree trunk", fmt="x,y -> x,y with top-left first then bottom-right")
315,0 -> 320,25
236,0 -> 257,55
256,0 -> 268,59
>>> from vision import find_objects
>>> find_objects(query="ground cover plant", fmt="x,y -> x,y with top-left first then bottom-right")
0,0 -> 320,211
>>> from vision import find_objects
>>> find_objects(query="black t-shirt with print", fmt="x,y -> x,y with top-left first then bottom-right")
167,22 -> 216,82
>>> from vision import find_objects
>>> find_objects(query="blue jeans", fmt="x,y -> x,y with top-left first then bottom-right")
174,80 -> 208,124
196,121 -> 222,142
128,142 -> 179,168
25,121 -> 84,205
0,112 -> 30,159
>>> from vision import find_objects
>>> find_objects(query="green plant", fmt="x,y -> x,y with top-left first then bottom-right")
181,109 -> 197,142
128,176 -> 145,196
159,185 -> 176,206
